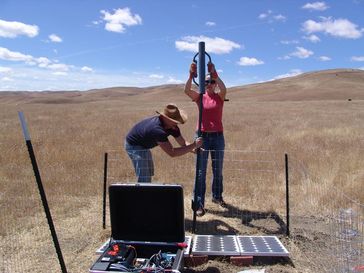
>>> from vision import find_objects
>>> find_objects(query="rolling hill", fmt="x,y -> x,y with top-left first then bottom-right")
0,69 -> 363,104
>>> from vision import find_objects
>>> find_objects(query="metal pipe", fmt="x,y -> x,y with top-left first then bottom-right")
18,112 -> 68,273
192,41 -> 206,233
103,152 -> 108,229
285,153 -> 290,237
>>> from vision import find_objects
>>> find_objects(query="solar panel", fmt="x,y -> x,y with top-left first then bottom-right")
237,236 -> 289,256
191,235 -> 289,257
192,235 -> 240,256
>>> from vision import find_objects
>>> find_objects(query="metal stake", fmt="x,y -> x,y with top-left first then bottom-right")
285,153 -> 290,237
103,152 -> 108,229
18,112 -> 68,273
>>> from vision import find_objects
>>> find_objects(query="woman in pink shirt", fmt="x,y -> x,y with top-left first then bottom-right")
184,62 -> 227,217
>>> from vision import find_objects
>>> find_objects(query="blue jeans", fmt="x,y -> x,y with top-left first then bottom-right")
125,141 -> 154,183
194,133 -> 225,208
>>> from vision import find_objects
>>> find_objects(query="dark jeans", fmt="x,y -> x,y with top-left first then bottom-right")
194,133 -> 225,208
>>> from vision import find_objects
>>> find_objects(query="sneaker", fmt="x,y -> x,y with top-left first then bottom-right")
212,198 -> 227,208
196,207 -> 206,217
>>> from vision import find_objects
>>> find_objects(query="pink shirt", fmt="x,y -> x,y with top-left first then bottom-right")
195,92 -> 224,132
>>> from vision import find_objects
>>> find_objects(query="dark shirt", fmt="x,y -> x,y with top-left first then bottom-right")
126,116 -> 181,149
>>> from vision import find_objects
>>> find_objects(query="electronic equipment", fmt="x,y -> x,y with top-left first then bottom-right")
89,183 -> 185,273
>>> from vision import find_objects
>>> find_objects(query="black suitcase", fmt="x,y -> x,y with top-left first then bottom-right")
89,183 -> 186,273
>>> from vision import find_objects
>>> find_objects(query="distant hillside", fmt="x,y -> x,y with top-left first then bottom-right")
0,69 -> 363,104
228,68 -> 364,101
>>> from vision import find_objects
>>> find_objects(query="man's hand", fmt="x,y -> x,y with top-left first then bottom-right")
195,137 -> 203,148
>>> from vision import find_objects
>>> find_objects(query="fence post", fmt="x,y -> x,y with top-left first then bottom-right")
103,152 -> 108,229
18,112 -> 68,273
285,153 -> 290,236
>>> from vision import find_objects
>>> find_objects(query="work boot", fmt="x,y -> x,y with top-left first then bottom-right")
196,207 -> 206,217
212,198 -> 227,208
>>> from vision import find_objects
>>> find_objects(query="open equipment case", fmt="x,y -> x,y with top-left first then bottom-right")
89,183 -> 186,273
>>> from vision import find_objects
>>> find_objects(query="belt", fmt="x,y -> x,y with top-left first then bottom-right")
200,131 -> 223,136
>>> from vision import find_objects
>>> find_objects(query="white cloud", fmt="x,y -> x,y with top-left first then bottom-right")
167,77 -> 183,84
258,10 -> 286,22
290,47 -> 314,59
281,55 -> 291,60
206,21 -> 216,27
280,40 -> 299,45
302,17 -> 363,39
0,65 -> 187,91
47,63 -> 69,72
237,57 -> 264,66
81,66 -> 93,72
0,66 -> 12,73
303,34 -> 321,43
0,19 -> 39,38
0,47 -> 73,72
149,74 -> 164,79
1,76 -> 13,82
274,14 -> 286,22
258,10 -> 272,19
274,69 -> 303,80
351,56 -> 364,62
175,36 -> 241,54
319,56 -> 331,61
49,34 -> 62,43
0,47 -> 33,62
36,57 -> 52,67
302,2 -> 329,11
101,8 -> 142,33
52,71 -> 68,76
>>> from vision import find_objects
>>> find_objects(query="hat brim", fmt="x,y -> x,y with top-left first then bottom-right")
156,110 -> 187,124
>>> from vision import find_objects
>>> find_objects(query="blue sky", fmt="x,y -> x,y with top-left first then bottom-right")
0,0 -> 363,91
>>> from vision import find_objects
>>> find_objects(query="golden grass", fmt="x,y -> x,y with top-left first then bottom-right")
0,69 -> 363,272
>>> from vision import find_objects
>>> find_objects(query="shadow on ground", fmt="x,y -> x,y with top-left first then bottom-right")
185,202 -> 288,235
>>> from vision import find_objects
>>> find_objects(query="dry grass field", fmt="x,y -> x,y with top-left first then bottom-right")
0,68 -> 363,273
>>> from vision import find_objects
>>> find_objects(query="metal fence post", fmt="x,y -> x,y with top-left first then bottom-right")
285,153 -> 290,237
103,152 -> 108,229
18,111 -> 68,273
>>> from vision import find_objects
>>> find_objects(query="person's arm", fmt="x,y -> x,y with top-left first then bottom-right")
209,62 -> 227,101
216,76 -> 227,101
174,135 -> 188,146
158,137 -> 202,157
184,63 -> 199,101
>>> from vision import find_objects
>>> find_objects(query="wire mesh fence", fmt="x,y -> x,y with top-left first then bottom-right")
107,149 -> 288,234
106,149 -> 364,272
1,148 -> 363,273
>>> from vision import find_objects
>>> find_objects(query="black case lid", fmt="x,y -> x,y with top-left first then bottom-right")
109,183 -> 185,243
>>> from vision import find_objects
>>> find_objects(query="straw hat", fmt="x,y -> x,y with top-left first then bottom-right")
156,103 -> 187,124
